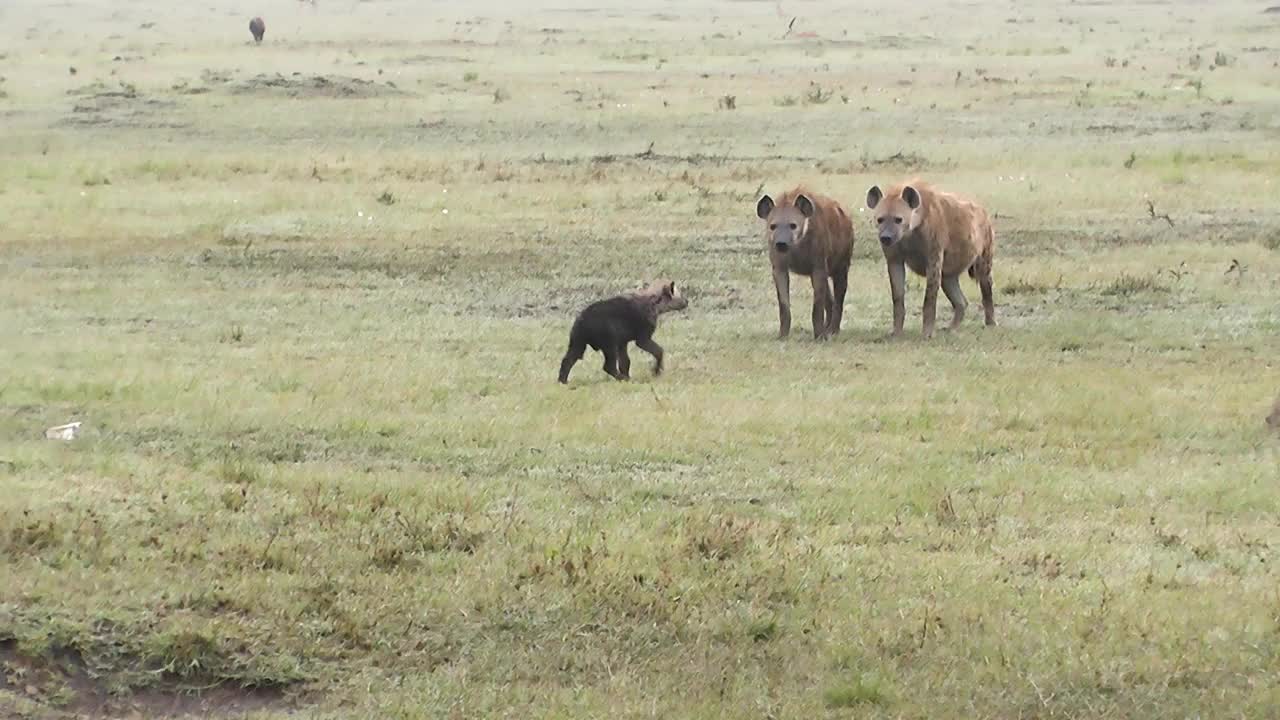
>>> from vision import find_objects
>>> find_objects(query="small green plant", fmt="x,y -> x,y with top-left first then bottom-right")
462,71 -> 479,83
774,95 -> 799,107
377,190 -> 396,205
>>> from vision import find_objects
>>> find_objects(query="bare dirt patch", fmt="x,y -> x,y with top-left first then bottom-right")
57,82 -> 184,129
230,73 -> 407,99
0,640 -> 299,718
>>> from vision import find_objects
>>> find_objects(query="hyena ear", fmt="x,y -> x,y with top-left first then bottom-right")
664,281 -> 676,298
866,186 -> 883,209
756,195 -> 774,219
795,194 -> 816,218
903,186 -> 922,209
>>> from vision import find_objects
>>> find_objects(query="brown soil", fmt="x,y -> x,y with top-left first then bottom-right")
229,73 -> 406,99
58,83 -> 184,130
0,640 -> 301,719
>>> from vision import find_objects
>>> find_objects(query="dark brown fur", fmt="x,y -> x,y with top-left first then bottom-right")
866,179 -> 995,338
559,280 -> 688,384
249,17 -> 266,43
755,187 -> 855,340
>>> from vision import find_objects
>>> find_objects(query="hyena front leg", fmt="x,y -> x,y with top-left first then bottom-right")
922,262 -> 942,340
829,259 -> 849,337
601,344 -> 624,380
810,268 -> 833,341
636,336 -> 665,376
773,263 -> 791,339
617,344 -> 632,380
887,260 -> 907,338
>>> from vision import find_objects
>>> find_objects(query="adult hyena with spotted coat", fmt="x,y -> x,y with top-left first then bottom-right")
866,179 -> 996,338
755,187 -> 854,340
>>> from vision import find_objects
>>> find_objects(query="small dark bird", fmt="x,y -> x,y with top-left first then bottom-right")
249,16 -> 266,43
558,280 -> 688,384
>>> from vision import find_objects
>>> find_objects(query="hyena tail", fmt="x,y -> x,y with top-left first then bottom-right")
969,226 -> 996,279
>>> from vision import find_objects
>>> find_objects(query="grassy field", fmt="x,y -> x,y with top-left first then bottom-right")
2,0 -> 1279,717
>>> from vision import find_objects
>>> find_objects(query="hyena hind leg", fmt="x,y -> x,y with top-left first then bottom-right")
941,274 -> 967,330
559,340 -> 586,384
971,256 -> 996,327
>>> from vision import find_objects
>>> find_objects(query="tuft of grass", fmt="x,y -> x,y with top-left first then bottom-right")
746,617 -> 778,643
1003,276 -> 1058,295
1100,273 -> 1168,297
804,83 -> 834,105
824,674 -> 890,708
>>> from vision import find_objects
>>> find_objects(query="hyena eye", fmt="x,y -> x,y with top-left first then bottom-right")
894,217 -> 903,225
769,224 -> 777,231
788,223 -> 797,231
877,217 -> 886,224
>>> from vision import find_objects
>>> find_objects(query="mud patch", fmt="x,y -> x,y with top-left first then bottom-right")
0,639 -> 299,719
230,73 -> 407,99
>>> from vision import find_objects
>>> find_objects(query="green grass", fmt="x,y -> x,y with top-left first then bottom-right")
2,0 -> 1280,717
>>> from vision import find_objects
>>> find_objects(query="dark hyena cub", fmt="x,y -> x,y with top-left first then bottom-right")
558,280 -> 689,384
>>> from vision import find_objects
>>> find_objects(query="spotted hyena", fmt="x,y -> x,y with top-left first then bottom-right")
866,180 -> 996,338
558,280 -> 689,384
755,187 -> 854,340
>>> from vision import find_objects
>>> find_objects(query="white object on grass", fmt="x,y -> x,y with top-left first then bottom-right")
45,422 -> 82,441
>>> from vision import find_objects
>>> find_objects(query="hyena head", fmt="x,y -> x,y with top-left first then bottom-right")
635,280 -> 688,314
756,193 -> 815,254
866,184 -> 922,250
